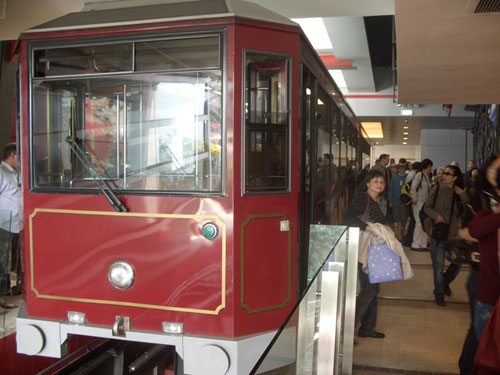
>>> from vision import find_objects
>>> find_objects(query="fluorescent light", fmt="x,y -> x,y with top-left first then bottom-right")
361,122 -> 384,139
401,109 -> 414,116
403,142 -> 408,145
292,18 -> 333,49
403,132 -> 408,135
329,70 -> 347,88
403,126 -> 409,129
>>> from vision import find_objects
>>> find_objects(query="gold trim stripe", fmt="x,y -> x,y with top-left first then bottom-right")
240,213 -> 292,313
29,208 -> 226,315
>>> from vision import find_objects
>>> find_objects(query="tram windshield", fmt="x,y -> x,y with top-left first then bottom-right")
30,35 -> 223,194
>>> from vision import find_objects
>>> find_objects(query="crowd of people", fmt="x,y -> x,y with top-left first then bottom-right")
343,153 -> 499,375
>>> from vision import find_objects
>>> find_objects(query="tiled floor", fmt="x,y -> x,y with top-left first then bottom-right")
353,247 -> 471,375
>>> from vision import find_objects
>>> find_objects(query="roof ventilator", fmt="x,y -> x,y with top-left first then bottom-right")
474,0 -> 500,13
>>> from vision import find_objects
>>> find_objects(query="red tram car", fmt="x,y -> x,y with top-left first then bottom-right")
16,1 -> 370,373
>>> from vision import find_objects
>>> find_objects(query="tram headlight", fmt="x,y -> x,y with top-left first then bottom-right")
108,260 -> 135,290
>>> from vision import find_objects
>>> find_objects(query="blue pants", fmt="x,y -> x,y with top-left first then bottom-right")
356,262 -> 380,334
429,238 -> 461,298
474,300 -> 494,341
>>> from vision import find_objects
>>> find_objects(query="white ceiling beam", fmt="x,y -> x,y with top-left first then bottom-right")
323,17 -> 376,93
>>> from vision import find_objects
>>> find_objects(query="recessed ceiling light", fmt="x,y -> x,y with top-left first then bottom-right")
402,142 -> 407,145
403,132 -> 408,135
403,126 -> 409,129
361,121 -> 384,138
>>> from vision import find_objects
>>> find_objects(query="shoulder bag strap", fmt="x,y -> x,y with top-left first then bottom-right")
432,184 -> 440,208
416,172 -> 424,191
360,194 -> 371,222
449,192 -> 456,222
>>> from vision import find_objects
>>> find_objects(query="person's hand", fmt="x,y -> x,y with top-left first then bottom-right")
454,185 -> 465,195
458,227 -> 478,242
436,215 -> 446,223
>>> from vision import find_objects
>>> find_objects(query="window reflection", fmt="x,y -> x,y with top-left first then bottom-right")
32,72 -> 222,193
244,52 -> 290,194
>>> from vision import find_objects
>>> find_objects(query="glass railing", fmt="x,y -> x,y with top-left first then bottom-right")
0,210 -> 12,334
251,225 -> 359,375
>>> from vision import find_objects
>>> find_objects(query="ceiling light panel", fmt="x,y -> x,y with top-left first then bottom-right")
361,121 -> 384,139
329,69 -> 347,88
292,18 -> 333,50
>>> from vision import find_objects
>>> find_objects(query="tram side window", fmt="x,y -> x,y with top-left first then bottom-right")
243,52 -> 290,194
30,35 -> 223,194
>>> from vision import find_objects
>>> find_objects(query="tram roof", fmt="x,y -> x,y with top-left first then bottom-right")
22,0 -> 298,34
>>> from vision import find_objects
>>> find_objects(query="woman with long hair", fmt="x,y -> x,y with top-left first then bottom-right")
343,169 -> 389,339
424,164 -> 468,306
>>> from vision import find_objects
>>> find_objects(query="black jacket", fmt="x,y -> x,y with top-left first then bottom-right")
342,191 -> 388,231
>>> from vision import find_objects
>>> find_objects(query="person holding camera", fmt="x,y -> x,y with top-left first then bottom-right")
424,164 -> 468,307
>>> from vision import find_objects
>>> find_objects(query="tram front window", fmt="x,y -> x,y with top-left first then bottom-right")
30,35 -> 223,194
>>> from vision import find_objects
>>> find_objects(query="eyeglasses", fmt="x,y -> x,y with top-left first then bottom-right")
443,172 -> 455,176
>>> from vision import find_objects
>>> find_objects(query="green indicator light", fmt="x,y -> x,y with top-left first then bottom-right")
202,223 -> 217,239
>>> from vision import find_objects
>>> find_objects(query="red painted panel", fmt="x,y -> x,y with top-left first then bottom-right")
230,23 -> 301,336
30,210 -> 225,313
242,216 -> 290,312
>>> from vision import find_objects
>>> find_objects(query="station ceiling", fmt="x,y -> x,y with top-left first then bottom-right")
0,0 -> 498,146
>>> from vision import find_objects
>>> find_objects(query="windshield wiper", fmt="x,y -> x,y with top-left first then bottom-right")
66,137 -> 129,212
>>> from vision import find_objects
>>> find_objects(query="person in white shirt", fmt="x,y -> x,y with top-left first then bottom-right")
403,161 -> 420,246
411,159 -> 433,250
0,143 -> 23,300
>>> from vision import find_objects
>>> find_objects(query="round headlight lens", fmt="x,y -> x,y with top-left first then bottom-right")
108,260 -> 135,290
